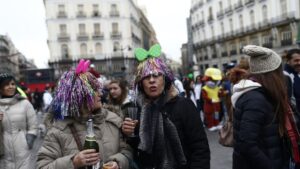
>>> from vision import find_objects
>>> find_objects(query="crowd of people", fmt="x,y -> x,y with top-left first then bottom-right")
0,44 -> 299,169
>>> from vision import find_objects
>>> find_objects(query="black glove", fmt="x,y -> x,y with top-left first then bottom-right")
26,133 -> 36,149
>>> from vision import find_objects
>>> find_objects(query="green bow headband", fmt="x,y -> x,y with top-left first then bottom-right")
134,44 -> 161,62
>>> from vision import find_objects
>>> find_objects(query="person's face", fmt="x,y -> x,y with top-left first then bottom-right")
93,91 -> 102,111
0,80 -> 16,97
142,73 -> 165,100
288,53 -> 300,73
108,83 -> 122,100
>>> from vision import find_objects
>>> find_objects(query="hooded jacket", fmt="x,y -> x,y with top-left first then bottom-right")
37,108 -> 132,169
231,79 -> 288,169
0,95 -> 38,169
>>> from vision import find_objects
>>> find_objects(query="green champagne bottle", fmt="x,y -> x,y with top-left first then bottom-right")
84,119 -> 100,169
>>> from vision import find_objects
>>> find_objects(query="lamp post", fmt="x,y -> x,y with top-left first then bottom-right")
118,45 -> 132,81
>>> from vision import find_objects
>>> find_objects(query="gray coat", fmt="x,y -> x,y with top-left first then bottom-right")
0,96 -> 38,169
37,108 -> 132,169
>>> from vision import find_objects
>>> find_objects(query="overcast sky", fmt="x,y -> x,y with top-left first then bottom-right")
0,0 -> 190,68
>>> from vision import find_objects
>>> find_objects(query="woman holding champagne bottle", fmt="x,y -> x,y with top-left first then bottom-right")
37,60 -> 132,169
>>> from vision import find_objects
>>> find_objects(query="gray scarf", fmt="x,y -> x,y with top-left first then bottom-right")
138,94 -> 187,169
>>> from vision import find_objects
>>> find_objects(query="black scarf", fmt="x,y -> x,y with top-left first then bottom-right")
138,94 -> 187,169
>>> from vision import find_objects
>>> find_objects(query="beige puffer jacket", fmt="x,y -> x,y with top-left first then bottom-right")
37,108 -> 132,169
0,95 -> 38,169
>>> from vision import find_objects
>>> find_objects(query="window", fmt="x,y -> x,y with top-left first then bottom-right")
112,23 -> 119,33
229,18 -> 233,32
221,22 -> 224,35
58,4 -> 65,13
59,24 -> 67,34
111,4 -> 117,12
94,23 -> 100,34
93,4 -> 99,16
201,11 -> 204,21
79,24 -> 86,34
208,7 -> 213,20
262,5 -> 268,22
61,44 -> 69,59
211,26 -> 215,37
282,31 -> 292,40
228,0 -> 232,6
113,42 -> 120,51
80,43 -> 87,56
280,0 -> 287,15
239,15 -> 243,29
219,1 -> 223,11
250,10 -> 255,25
78,4 -> 84,13
95,43 -> 102,54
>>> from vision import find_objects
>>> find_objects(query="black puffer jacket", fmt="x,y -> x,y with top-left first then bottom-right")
233,88 -> 289,169
127,95 -> 210,169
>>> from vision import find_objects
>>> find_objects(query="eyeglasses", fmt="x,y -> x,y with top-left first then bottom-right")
143,72 -> 163,80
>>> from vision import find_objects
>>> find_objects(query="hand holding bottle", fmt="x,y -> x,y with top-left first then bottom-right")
72,149 -> 100,168
122,117 -> 138,137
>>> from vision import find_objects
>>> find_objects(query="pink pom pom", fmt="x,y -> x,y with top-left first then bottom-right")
82,60 -> 90,73
76,59 -> 85,75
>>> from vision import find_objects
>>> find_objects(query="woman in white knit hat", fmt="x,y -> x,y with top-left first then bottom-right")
231,45 -> 291,169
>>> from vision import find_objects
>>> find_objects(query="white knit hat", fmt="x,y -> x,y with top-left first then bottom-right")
242,45 -> 282,74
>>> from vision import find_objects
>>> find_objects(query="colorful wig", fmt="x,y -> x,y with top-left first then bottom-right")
134,44 -> 174,85
49,59 -> 102,119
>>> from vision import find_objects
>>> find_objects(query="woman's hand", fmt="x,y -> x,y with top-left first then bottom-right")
103,161 -> 119,169
121,118 -> 138,136
72,149 -> 100,168
0,112 -> 3,121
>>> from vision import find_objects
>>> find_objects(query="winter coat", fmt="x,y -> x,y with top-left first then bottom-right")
231,79 -> 288,169
129,86 -> 210,169
284,64 -> 300,112
0,95 -> 38,169
37,108 -> 132,169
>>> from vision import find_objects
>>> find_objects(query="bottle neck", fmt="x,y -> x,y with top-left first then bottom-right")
86,119 -> 95,137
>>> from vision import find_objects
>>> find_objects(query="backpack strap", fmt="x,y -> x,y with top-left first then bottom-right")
68,123 -> 83,151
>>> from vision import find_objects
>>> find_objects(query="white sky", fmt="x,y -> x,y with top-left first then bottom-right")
0,0 -> 190,68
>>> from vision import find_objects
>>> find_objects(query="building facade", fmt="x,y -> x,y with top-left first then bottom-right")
189,0 -> 300,73
0,35 -> 36,80
44,0 -> 158,81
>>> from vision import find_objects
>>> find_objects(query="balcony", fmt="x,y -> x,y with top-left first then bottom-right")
281,39 -> 293,46
57,11 -> 67,18
92,11 -> 101,17
57,33 -> 70,42
217,11 -> 224,19
225,6 -> 233,15
110,32 -> 122,39
234,1 -> 243,11
244,0 -> 255,6
77,33 -> 89,41
92,33 -> 104,40
110,11 -> 120,17
77,11 -> 86,18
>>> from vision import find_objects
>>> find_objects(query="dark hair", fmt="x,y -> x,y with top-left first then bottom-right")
108,80 -> 128,105
0,74 -> 15,91
286,49 -> 300,61
250,65 -> 288,136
